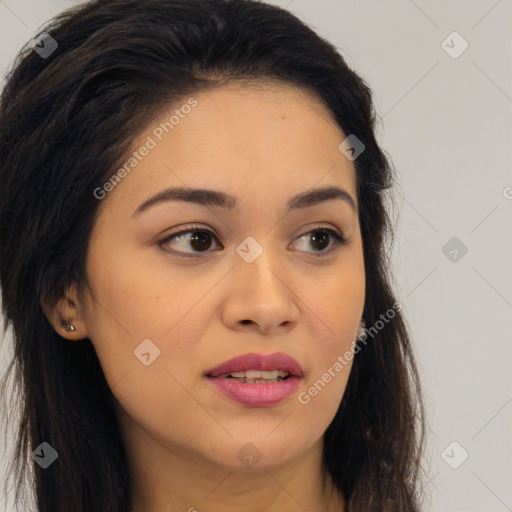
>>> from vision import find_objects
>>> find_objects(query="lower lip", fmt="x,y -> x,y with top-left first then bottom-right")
207,376 -> 301,407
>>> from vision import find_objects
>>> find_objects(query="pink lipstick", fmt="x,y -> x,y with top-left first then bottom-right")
205,352 -> 304,407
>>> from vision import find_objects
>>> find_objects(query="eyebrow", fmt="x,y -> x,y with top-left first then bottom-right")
133,184 -> 356,217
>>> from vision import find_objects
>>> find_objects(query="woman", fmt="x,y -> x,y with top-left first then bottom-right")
0,0 -> 427,510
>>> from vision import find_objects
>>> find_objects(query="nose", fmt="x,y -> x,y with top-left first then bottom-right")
220,242 -> 300,334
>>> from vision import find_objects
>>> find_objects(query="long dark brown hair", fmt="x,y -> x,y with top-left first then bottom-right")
0,1 -> 427,510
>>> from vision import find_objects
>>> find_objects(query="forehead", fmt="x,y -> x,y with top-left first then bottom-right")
168,81 -> 345,153
100,81 -> 357,213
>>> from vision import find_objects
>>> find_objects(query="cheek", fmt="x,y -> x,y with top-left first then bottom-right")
81,242 -> 223,396
290,359 -> 353,455
298,252 -> 363,415
82,240 -> 180,339
289,337 -> 358,442
305,254 -> 365,343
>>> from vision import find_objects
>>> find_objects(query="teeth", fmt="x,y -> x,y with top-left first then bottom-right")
219,370 -> 290,380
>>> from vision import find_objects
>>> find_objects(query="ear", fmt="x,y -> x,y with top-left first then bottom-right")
40,282 -> 89,340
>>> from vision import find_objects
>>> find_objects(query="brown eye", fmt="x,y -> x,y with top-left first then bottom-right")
159,226 -> 221,257
293,227 -> 347,255
309,230 -> 330,251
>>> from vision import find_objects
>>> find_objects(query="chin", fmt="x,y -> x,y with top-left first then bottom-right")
196,434 -> 309,471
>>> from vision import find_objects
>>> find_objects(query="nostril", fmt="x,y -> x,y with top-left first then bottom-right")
241,319 -> 251,325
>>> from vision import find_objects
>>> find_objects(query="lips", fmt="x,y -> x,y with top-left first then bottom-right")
205,352 -> 304,407
205,352 -> 304,379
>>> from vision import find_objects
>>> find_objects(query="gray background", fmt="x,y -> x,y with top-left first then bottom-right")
0,0 -> 510,510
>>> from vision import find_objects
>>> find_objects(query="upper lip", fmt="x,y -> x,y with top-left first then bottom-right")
206,352 -> 304,378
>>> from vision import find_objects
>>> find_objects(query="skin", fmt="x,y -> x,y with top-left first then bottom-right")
44,82 -> 365,512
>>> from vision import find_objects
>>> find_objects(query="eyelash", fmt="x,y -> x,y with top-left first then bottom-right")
158,224 -> 348,258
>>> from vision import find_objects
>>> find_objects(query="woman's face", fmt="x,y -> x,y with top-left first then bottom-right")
75,82 -> 365,473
